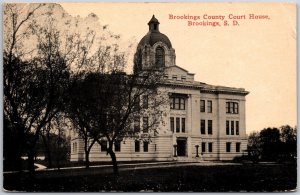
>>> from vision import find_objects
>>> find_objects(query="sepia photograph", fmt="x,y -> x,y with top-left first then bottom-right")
3,2 -> 297,192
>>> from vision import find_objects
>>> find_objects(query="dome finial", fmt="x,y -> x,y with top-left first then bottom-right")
148,15 -> 160,31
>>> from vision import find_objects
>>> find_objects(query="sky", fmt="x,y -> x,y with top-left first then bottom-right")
60,2 -> 296,134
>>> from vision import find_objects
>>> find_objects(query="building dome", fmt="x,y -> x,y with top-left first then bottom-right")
138,32 -> 172,48
134,15 -> 176,72
137,15 -> 172,49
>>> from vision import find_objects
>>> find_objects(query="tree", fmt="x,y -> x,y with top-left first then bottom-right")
247,132 -> 262,157
83,65 -> 167,174
66,74 -> 102,168
39,114 -> 71,168
280,125 -> 297,159
259,127 -> 281,160
3,4 -> 70,172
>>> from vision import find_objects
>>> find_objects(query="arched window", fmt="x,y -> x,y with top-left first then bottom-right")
155,46 -> 165,66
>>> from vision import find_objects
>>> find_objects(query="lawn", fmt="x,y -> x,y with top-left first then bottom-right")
3,163 -> 296,192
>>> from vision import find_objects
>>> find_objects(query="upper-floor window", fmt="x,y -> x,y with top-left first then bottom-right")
142,95 -> 148,109
181,118 -> 186,133
170,117 -> 175,132
201,120 -> 205,134
226,120 -> 230,135
143,117 -> 149,133
155,46 -> 165,66
226,102 -> 239,114
231,121 -> 234,135
181,76 -> 186,82
236,121 -> 239,135
170,117 -> 186,133
176,117 -> 180,133
200,100 -> 205,112
170,97 -> 185,110
134,117 -> 140,132
207,100 -> 212,113
208,120 -> 213,135
133,95 -> 140,111
172,75 -> 177,81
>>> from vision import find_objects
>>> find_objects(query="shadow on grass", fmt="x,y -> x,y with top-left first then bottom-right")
3,163 -> 296,192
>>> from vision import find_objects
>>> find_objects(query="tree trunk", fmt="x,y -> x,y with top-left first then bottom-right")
42,135 -> 52,168
85,150 -> 90,169
27,149 -> 35,173
108,149 -> 118,175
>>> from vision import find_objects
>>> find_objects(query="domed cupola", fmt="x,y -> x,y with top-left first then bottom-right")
134,15 -> 176,72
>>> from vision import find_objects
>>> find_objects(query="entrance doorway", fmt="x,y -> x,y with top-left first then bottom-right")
177,138 -> 187,156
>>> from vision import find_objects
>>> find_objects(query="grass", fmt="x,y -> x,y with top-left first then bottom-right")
3,163 -> 297,192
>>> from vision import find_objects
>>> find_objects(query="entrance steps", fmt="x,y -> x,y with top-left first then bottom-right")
174,156 -> 204,162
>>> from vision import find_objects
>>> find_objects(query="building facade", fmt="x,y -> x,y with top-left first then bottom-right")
70,15 -> 249,162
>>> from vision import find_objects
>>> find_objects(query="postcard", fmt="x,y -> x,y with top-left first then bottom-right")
3,2 -> 296,192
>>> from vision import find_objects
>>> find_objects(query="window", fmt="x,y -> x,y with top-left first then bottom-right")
142,95 -> 148,109
114,141 -> 121,152
164,74 -> 168,79
176,117 -> 180,133
143,141 -> 149,152
101,141 -> 107,152
170,97 -> 185,110
201,120 -> 205,134
180,99 -> 185,110
134,117 -> 140,132
207,100 -> 212,113
170,117 -> 174,132
226,120 -> 230,135
231,121 -> 234,135
181,118 -> 185,133
181,76 -> 186,81
208,120 -> 213,135
208,143 -> 213,153
135,140 -> 140,152
200,100 -> 205,112
202,142 -> 206,153
226,102 -> 239,114
73,142 -> 77,153
172,117 -> 186,133
172,75 -> 177,81
175,97 -> 180,109
226,142 -> 231,152
155,46 -> 165,66
236,142 -> 241,152
236,121 -> 239,135
134,95 -> 140,111
143,117 -> 148,133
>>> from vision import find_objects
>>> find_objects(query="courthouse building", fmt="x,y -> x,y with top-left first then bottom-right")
70,15 -> 249,162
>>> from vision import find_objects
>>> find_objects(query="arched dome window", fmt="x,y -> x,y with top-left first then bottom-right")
155,46 -> 165,67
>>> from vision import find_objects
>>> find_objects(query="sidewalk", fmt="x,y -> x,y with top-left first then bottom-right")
3,161 -> 240,176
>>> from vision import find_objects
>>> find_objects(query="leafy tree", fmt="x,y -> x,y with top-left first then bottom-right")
280,125 -> 297,158
259,127 -> 281,160
247,132 -> 262,157
3,4 -> 70,172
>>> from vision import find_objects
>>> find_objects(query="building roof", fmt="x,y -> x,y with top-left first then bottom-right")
138,15 -> 172,48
